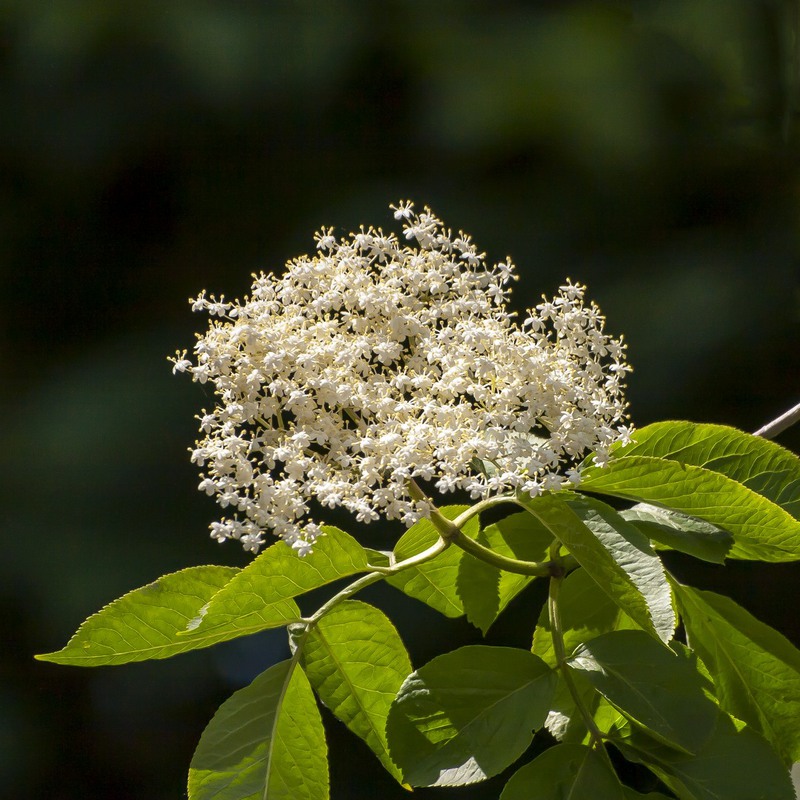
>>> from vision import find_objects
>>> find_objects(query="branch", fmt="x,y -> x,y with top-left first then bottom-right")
753,400 -> 800,439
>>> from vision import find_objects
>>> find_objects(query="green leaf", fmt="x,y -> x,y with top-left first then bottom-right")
622,787 -> 673,799
36,566 -> 239,666
183,525 -> 369,640
188,660 -> 328,800
568,496 -> 676,643
386,506 -> 479,618
385,645 -> 556,787
569,630 -> 718,754
517,493 -> 668,641
674,583 -> 800,763
457,512 -> 552,634
546,671 -> 629,746
620,504 -> 732,563
614,714 -> 795,800
533,569 -> 639,667
532,568 -> 638,743
500,743 -> 626,800
364,547 -> 392,568
580,456 -> 800,562
614,421 -> 800,519
297,600 -> 411,785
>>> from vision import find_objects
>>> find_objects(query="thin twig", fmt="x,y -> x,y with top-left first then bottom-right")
753,401 -> 800,439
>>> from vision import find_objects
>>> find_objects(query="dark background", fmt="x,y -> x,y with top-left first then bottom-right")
3,1 -> 800,797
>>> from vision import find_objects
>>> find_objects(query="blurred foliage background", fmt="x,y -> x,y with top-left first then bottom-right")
3,1 -> 800,797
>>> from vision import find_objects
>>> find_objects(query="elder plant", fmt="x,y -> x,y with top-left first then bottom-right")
38,204 -> 800,799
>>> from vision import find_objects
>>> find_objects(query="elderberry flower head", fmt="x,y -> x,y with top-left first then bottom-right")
171,202 -> 631,554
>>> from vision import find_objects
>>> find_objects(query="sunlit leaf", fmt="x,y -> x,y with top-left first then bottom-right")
457,512 -> 552,634
188,660 -> 328,800
613,421 -> 800,519
580,456 -> 800,562
517,493 -> 665,640
674,582 -> 800,763
182,525 -> 369,640
36,566 -> 239,666
386,645 -> 556,787
386,506 -> 479,618
297,600 -> 411,784
568,496 -> 675,643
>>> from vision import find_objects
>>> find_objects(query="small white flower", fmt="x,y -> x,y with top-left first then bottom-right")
171,351 -> 193,374
390,200 -> 414,220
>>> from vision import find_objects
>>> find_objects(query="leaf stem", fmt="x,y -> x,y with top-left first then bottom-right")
451,527 -> 573,576
547,556 -> 607,753
306,533 -> 450,624
408,479 -> 572,577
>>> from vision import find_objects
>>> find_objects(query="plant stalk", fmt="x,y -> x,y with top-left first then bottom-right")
547,560 -> 607,753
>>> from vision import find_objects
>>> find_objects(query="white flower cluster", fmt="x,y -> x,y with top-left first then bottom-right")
172,202 -> 631,554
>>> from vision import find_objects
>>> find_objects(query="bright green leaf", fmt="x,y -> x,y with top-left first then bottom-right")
364,547 -> 392,568
386,506 -> 479,618
568,496 -> 676,642
613,421 -> 800,519
188,660 -> 328,800
580,456 -> 800,562
517,493 -> 664,641
500,743 -> 626,800
182,525 -> 369,640
298,600 -> 411,784
614,714 -> 795,800
457,512 -> 552,634
621,504 -> 732,563
36,566 -> 239,666
386,645 -> 556,787
674,583 -> 800,763
569,630 -> 718,754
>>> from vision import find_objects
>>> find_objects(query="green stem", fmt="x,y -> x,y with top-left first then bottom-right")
306,533 -> 450,624
449,527 -> 568,576
408,479 -> 575,577
548,562 -> 608,754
